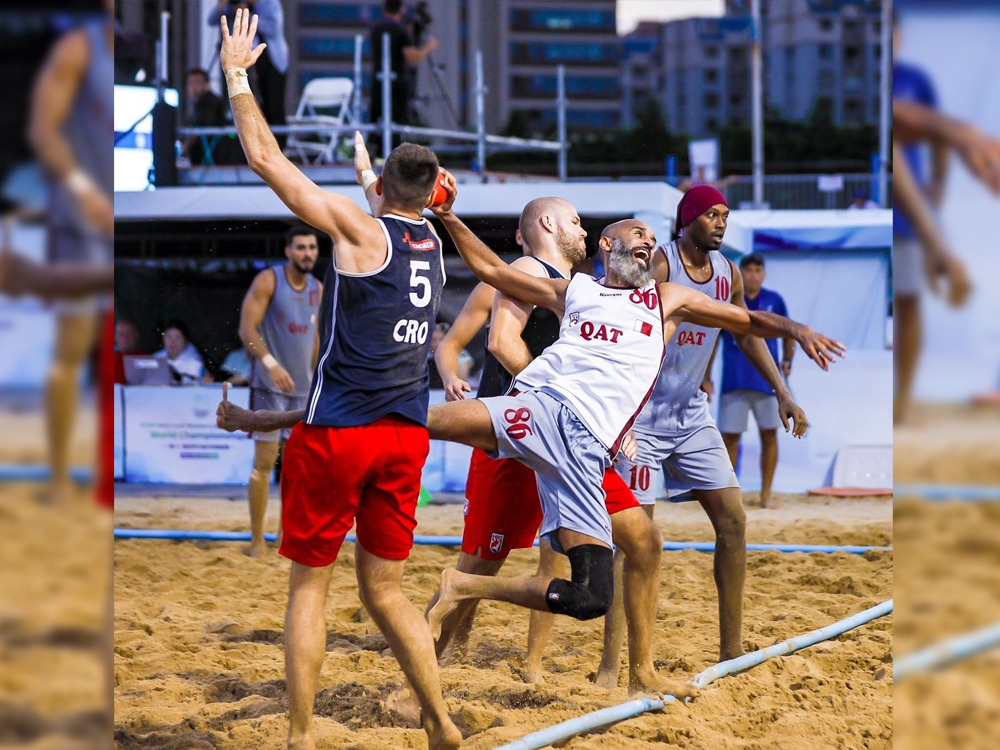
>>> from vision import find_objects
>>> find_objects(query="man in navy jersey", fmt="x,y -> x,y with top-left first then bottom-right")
219,11 -> 460,750
708,253 -> 794,508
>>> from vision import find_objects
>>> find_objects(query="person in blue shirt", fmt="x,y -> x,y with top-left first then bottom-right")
707,254 -> 793,508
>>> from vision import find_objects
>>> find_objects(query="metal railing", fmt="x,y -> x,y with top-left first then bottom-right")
178,34 -> 568,186
698,173 -> 893,211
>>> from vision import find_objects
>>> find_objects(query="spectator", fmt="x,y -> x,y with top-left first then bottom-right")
208,0 -> 288,147
847,188 -> 879,210
369,0 -> 438,155
707,254 -> 794,508
181,68 -> 244,166
153,320 -> 205,385
428,321 -> 472,390
218,346 -> 252,386
113,318 -> 142,384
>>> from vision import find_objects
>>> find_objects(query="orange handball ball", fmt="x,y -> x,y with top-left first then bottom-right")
428,172 -> 448,207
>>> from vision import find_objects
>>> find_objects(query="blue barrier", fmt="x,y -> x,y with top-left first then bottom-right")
112,529 -> 889,554
894,621 -> 1000,683
0,464 -> 93,482
893,484 -> 1000,501
493,599 -> 893,750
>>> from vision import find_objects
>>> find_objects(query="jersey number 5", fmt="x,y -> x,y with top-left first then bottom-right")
409,261 -> 432,308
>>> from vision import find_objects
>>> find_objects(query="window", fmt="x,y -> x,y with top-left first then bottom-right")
511,75 -> 619,98
510,9 -> 616,32
706,118 -> 718,132
299,3 -> 363,25
704,92 -> 719,109
818,44 -> 833,60
844,98 -> 862,122
819,18 -> 834,32
511,42 -> 620,64
705,46 -> 719,59
705,69 -> 718,84
299,37 -> 359,60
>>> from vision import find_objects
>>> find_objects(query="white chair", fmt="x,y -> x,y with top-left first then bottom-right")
284,77 -> 354,165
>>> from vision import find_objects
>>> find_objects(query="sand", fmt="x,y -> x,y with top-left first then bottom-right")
113,491 -> 892,750
893,402 -> 1000,750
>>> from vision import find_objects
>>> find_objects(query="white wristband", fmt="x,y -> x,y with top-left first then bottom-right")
360,169 -> 377,192
65,169 -> 96,198
225,67 -> 251,98
261,353 -> 278,370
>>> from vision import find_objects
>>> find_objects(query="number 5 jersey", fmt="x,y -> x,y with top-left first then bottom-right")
305,214 -> 445,428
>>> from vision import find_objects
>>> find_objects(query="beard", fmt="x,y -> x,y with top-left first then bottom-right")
607,238 -> 652,287
292,259 -> 315,274
555,227 -> 586,264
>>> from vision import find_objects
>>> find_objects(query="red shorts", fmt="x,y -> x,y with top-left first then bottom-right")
279,417 -> 429,567
462,448 -> 639,560
97,310 -> 114,510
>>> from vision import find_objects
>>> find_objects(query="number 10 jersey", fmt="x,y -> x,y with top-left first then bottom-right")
305,214 -> 445,428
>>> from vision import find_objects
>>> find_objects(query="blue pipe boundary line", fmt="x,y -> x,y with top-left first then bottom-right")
893,484 -> 1000,501
493,599 -> 893,750
112,529 -> 889,555
0,464 -> 93,482
894,621 -> 1000,684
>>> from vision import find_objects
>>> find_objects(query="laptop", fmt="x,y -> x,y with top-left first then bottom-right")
123,354 -> 172,386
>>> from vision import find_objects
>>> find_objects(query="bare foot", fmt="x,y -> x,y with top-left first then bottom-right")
41,479 -> 78,507
629,670 -> 699,700
719,648 -> 746,662
759,492 -> 773,509
287,731 -> 316,750
594,664 -> 620,689
242,541 -> 269,558
426,568 -> 462,641
384,682 -> 422,727
425,717 -> 462,750
523,659 -> 545,685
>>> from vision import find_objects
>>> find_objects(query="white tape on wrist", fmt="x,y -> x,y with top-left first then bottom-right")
261,353 -> 278,370
225,67 -> 251,98
65,169 -> 96,198
360,169 -> 377,192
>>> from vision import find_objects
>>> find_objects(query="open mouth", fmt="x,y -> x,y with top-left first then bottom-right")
633,248 -> 650,268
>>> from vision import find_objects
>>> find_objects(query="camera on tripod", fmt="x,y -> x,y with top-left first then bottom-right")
405,1 -> 433,45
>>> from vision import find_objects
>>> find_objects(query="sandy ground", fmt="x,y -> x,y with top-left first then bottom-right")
894,402 -> 1000,750
113,491 -> 892,750
0,402 -> 109,748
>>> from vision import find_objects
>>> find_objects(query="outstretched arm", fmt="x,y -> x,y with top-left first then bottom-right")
432,174 -> 568,314
0,246 -> 113,299
221,10 -> 383,264
893,100 -> 1000,194
216,383 -> 303,433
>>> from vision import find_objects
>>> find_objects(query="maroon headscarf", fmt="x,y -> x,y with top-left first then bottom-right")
674,185 -> 729,235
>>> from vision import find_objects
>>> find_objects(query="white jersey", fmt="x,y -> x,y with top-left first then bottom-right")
515,274 -> 665,454
633,241 -> 733,436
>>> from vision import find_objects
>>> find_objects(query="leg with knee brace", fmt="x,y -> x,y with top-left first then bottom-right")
545,544 -> 614,621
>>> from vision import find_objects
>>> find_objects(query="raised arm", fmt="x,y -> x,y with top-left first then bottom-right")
432,177 -> 567,314
221,10 -> 383,265
665,282 -> 751,336
436,282 -> 494,401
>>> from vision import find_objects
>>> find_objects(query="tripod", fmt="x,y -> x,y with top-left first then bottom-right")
414,50 -> 460,130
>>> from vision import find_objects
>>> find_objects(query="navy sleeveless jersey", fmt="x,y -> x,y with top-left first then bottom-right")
476,257 -> 566,398
305,215 -> 445,428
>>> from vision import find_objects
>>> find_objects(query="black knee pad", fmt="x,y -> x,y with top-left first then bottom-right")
544,544 -> 614,620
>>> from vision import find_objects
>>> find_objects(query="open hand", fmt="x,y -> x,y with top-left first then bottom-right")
794,326 -> 846,371
220,7 -> 267,72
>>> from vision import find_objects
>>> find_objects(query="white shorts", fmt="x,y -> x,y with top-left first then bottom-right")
250,389 -> 307,442
718,389 -> 781,433
613,425 -> 738,505
893,236 -> 922,297
481,388 -> 613,551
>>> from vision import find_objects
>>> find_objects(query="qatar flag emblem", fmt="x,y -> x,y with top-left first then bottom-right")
634,320 -> 653,336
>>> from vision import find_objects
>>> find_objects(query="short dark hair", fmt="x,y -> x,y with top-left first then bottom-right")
186,68 -> 209,81
285,225 -> 318,247
384,0 -> 404,14
380,143 -> 440,211
739,253 -> 765,269
161,319 -> 190,342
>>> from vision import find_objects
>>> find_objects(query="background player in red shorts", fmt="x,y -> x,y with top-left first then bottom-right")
220,11 -> 459,750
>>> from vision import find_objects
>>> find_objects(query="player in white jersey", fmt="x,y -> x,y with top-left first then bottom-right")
418,174 -> 847,697
606,185 -> 844,673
